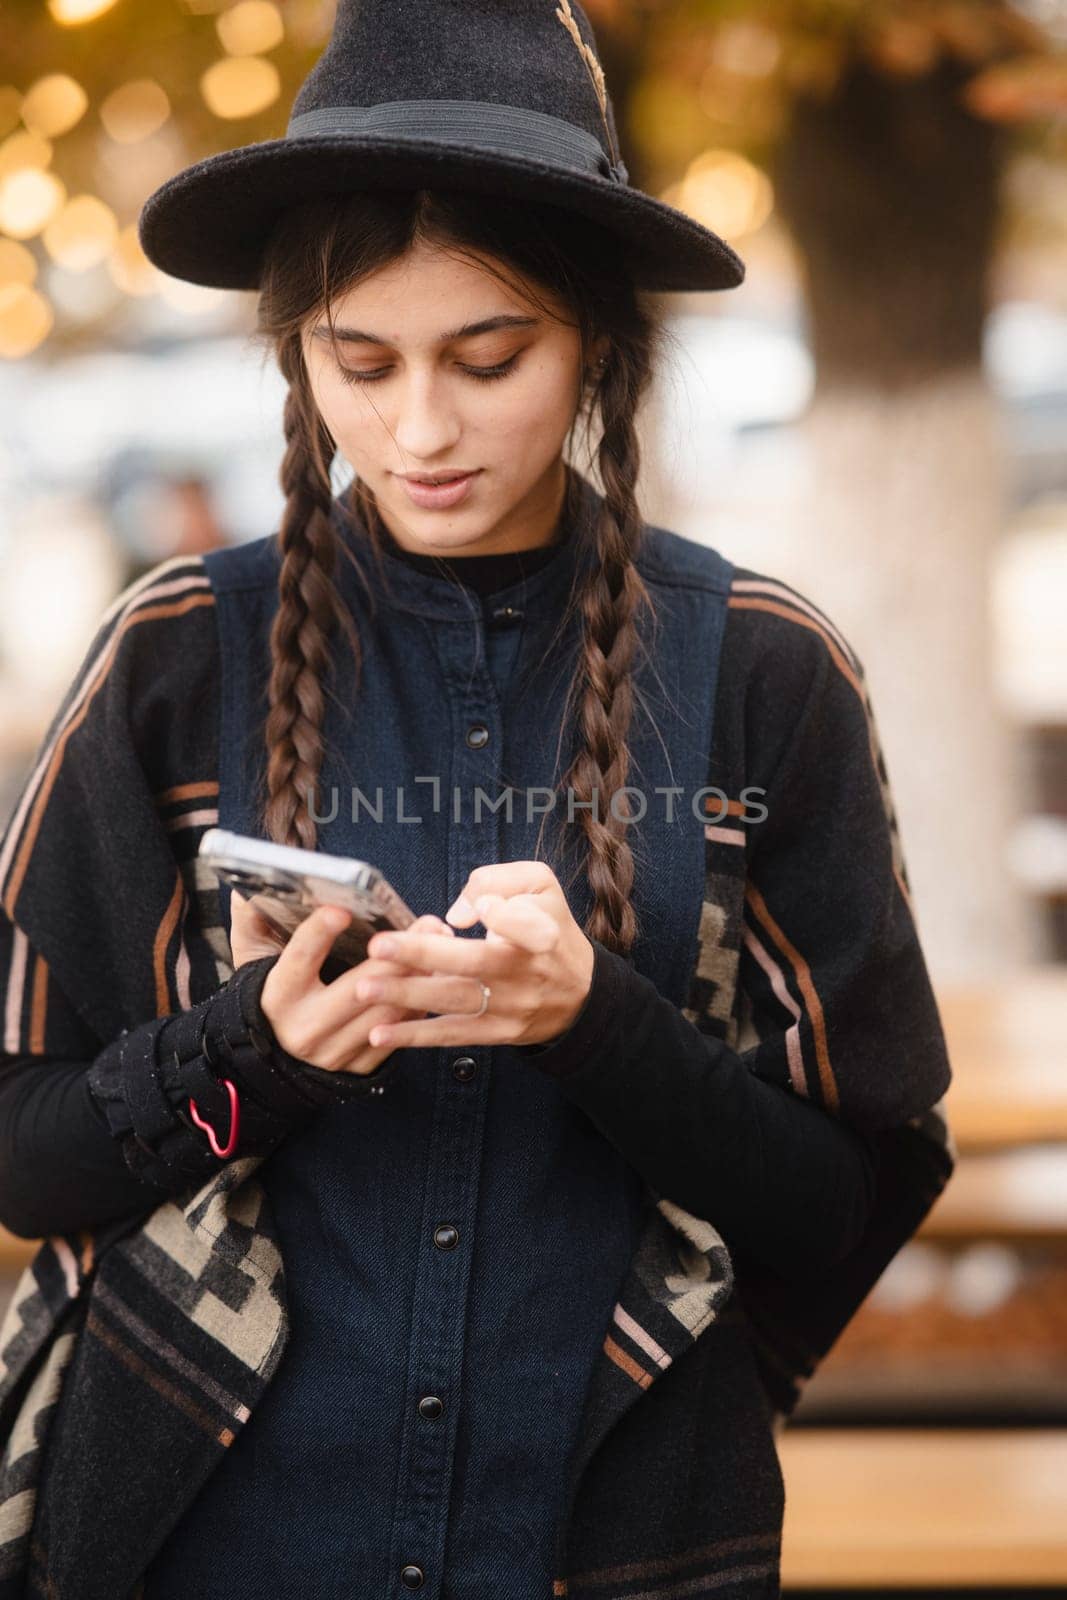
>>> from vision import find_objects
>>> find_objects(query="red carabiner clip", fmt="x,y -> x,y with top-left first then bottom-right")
188,1078 -> 240,1159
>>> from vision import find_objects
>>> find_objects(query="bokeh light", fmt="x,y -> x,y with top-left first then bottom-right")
0,169 -> 67,239
48,0 -> 121,23
665,149 -> 774,242
0,283 -> 54,358
107,222 -> 161,296
0,131 -> 53,179
200,55 -> 281,118
216,1 -> 285,57
0,240 -> 37,287
43,194 -> 119,271
20,75 -> 89,138
99,80 -> 171,144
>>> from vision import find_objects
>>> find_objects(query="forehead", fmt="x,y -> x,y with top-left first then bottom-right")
314,245 -> 536,349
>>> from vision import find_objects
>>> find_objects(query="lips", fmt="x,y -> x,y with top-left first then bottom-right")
399,470 -> 481,510
407,473 -> 472,485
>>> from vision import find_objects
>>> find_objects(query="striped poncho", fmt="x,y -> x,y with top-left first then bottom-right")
0,493 -> 955,1598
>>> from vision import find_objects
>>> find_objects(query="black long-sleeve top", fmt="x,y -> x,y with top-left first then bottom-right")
0,522 -> 947,1278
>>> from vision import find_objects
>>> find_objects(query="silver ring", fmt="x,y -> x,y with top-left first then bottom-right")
475,982 -> 491,1018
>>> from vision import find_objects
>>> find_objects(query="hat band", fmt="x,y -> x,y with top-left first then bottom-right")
286,99 -> 629,185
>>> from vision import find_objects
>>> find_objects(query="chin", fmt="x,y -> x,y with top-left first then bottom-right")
424,531 -> 494,554
392,501 -> 495,538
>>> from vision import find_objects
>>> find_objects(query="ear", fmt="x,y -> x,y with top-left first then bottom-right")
583,335 -> 611,388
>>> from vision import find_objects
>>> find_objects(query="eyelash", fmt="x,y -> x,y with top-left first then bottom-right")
338,356 -> 520,387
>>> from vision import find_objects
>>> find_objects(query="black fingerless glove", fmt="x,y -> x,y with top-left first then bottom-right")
87,954 -> 402,1192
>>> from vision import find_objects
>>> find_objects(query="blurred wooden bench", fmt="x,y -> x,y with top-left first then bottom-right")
938,964 -> 1067,1150
779,1427 -> 1067,1587
920,1144 -> 1067,1242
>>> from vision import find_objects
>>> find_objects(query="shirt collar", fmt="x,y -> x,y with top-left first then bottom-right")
331,466 -> 601,622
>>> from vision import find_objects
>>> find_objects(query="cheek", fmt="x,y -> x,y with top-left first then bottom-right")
490,360 -> 578,441
305,366 -> 348,436
316,382 -> 378,458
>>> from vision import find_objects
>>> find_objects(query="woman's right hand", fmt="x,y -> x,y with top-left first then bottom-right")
252,904 -> 454,1078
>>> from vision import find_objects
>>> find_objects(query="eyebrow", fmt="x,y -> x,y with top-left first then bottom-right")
312,314 -> 540,346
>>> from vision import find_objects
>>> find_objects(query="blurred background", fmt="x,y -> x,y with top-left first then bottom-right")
1,0 -> 1066,1591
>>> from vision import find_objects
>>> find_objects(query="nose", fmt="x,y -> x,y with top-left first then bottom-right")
391,369 -> 462,463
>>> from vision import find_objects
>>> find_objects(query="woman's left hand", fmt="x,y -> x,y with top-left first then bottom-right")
360,860 -> 595,1049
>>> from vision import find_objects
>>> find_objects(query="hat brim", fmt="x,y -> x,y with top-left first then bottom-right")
138,135 -> 745,294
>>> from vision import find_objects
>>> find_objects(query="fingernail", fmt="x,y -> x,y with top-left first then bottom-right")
446,895 -> 475,922
474,895 -> 492,915
373,936 -> 397,957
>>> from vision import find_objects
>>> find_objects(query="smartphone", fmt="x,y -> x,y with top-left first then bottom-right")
199,828 -> 417,980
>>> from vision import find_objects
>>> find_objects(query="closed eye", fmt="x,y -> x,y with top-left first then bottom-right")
338,356 -> 520,387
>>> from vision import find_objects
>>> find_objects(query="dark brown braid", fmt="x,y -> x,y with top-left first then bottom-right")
551,355 -> 653,951
251,189 -> 666,956
258,334 -> 362,851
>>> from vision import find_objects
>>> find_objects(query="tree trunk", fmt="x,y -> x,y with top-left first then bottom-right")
764,57 -> 1035,981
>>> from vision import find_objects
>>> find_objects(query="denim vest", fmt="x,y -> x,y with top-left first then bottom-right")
145,471 -> 733,1600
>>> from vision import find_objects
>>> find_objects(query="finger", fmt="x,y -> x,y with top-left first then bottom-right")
308,913 -> 452,1019
354,970 -> 489,1014
323,999 -> 420,1070
474,893 -> 558,953
270,904 -> 352,995
365,926 -> 515,980
445,860 -> 558,925
231,893 -> 281,937
229,894 -> 288,964
278,909 -> 443,991
355,913 -> 454,978
410,913 -> 455,936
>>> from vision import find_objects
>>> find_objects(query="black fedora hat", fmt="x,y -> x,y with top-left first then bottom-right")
138,0 -> 745,296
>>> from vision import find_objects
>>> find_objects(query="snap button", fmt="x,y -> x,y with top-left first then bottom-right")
418,1395 -> 444,1419
433,1224 -> 459,1250
452,1055 -> 477,1082
465,723 -> 489,749
490,603 -> 523,623
399,1565 -> 425,1588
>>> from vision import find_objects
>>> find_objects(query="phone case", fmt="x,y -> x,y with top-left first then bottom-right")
199,828 -> 416,975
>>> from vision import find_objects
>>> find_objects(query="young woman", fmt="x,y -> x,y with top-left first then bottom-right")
0,3 -> 955,1597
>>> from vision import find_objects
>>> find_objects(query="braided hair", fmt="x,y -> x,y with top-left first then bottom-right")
252,188 -> 666,955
